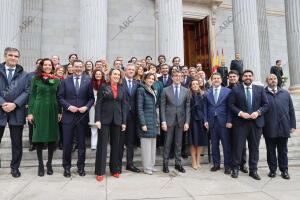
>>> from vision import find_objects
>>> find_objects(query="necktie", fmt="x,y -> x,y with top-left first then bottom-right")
128,79 -> 132,94
246,86 -> 252,114
163,76 -> 167,86
213,88 -> 218,104
175,86 -> 179,104
272,89 -> 276,94
75,77 -> 80,93
7,69 -> 14,85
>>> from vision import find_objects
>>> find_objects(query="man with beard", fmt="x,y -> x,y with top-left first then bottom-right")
229,70 -> 269,180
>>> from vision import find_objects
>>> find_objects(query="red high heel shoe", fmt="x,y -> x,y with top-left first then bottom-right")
96,176 -> 104,181
112,173 -> 120,178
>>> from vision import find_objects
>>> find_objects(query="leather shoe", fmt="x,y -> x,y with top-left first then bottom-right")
268,171 -> 276,178
281,171 -> 290,180
29,144 -> 36,151
77,168 -> 86,176
126,165 -> 141,173
11,169 -> 21,178
96,176 -> 104,182
231,169 -> 238,178
224,168 -> 231,175
249,171 -> 261,180
46,162 -> 53,175
64,169 -> 71,178
112,173 -> 120,178
163,164 -> 169,173
175,165 -> 186,173
210,166 -> 220,172
240,165 -> 248,173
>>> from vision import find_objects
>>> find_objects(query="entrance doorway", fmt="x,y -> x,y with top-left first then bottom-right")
183,16 -> 210,76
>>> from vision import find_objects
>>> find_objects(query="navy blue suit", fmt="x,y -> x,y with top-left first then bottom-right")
158,75 -> 172,88
229,84 -> 269,172
204,86 -> 232,168
57,75 -> 94,170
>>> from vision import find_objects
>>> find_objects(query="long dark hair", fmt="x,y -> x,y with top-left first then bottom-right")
92,69 -> 106,91
34,58 -> 55,80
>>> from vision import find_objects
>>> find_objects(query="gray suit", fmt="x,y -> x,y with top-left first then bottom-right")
160,85 -> 190,165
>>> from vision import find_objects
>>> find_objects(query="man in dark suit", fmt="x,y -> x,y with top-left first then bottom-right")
0,47 -> 29,178
270,60 -> 283,87
160,70 -> 190,173
158,64 -> 172,87
58,60 -> 94,178
230,53 -> 243,83
263,74 -> 296,179
181,66 -> 192,88
227,70 -> 248,173
118,64 -> 140,173
157,55 -> 166,71
63,53 -> 78,69
229,70 -> 269,180
217,61 -> 229,87
204,72 -> 232,174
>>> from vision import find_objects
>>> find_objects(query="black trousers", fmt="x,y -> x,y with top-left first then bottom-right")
0,125 -> 23,169
118,111 -> 136,167
265,137 -> 288,172
28,121 -> 33,145
230,129 -> 247,167
232,121 -> 262,172
95,123 -> 120,176
62,122 -> 87,169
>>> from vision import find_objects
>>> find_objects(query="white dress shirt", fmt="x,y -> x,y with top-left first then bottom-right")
5,65 -> 16,78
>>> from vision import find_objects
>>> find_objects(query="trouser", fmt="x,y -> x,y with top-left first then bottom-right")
140,138 -> 156,172
35,142 -> 55,166
91,126 -> 98,148
163,125 -> 183,166
265,137 -> 288,172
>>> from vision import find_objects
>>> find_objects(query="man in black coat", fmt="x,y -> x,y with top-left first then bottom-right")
217,61 -> 229,87
229,70 -> 269,180
158,64 -> 172,87
263,74 -> 296,179
118,64 -> 140,173
230,53 -> 243,83
181,66 -> 192,88
270,60 -> 283,87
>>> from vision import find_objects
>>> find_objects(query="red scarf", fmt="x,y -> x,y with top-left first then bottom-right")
41,73 -> 57,80
92,80 -> 104,91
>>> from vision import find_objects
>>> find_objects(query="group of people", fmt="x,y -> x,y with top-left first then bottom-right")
0,47 -> 296,182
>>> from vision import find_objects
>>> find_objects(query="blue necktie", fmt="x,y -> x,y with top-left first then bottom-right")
7,69 -> 14,85
175,86 -> 179,104
246,86 -> 252,114
128,79 -> 132,94
75,77 -> 80,93
213,88 -> 218,104
163,76 -> 167,86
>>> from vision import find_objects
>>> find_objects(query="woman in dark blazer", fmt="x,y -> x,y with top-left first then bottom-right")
94,68 -> 127,181
188,79 -> 208,170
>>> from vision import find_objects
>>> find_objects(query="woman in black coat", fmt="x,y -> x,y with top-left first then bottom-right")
188,79 -> 208,170
94,68 -> 127,181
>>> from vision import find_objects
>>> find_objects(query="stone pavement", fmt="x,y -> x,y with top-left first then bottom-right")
0,165 -> 299,200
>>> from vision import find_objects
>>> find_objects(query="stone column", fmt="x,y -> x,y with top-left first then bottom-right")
156,0 -> 184,65
79,0 -> 107,62
256,0 -> 271,82
232,0 -> 261,82
285,0 -> 300,94
0,0 -> 22,59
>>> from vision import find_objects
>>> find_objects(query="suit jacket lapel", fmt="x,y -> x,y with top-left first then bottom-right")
168,85 -> 176,104
208,89 -> 215,105
216,87 -> 224,105
69,75 -> 77,95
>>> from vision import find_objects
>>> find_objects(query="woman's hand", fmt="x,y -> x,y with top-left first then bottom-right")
95,121 -> 101,129
141,125 -> 147,132
121,124 -> 126,132
27,114 -> 34,123
58,114 -> 62,122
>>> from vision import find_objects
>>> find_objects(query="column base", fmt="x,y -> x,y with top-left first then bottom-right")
289,84 -> 300,95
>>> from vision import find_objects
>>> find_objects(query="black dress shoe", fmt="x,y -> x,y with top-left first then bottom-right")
64,169 -> 71,178
268,171 -> 276,178
249,171 -> 261,180
182,152 -> 189,159
38,165 -> 44,177
210,166 -> 220,172
163,164 -> 169,173
77,168 -> 86,176
231,169 -> 239,178
224,168 -> 231,175
46,162 -> 53,175
240,165 -> 248,173
11,169 -> 21,178
175,165 -> 186,173
281,171 -> 290,180
126,165 -> 141,173
29,144 -> 36,151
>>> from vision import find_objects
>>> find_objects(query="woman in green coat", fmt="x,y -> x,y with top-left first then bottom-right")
137,73 -> 158,175
27,58 -> 61,177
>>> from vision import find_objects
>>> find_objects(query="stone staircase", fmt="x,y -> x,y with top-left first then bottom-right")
1,94 -> 300,169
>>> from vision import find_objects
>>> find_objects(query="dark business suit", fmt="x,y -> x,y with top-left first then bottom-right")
217,67 -> 229,87
270,66 -> 283,87
118,78 -> 139,169
263,87 -> 296,173
204,87 -> 232,168
230,60 -> 243,83
182,75 -> 192,88
94,83 -> 127,176
158,75 -> 173,88
58,75 -> 94,170
229,84 -> 269,172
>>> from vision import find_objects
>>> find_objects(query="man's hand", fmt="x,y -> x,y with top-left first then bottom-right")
27,114 -> 34,123
204,122 -> 209,130
240,112 -> 251,119
69,106 -> 79,113
95,121 -> 101,129
2,102 -> 16,113
58,114 -> 62,122
161,124 -> 167,132
290,128 -> 296,134
142,125 -> 147,132
121,124 -> 126,132
250,111 -> 259,119
183,123 -> 189,132
226,123 -> 232,128
78,106 -> 88,113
